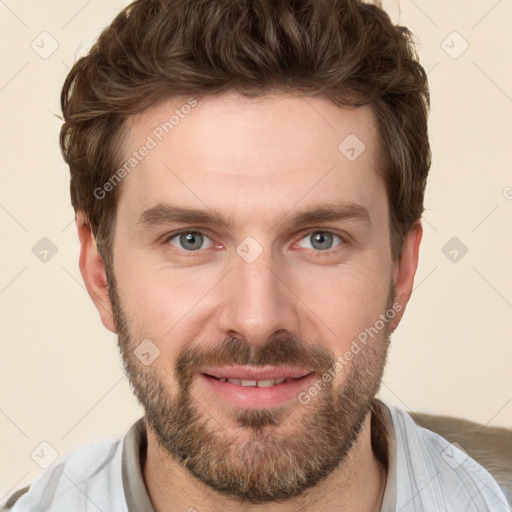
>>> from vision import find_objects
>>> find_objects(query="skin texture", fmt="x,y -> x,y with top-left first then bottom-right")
77,92 -> 422,511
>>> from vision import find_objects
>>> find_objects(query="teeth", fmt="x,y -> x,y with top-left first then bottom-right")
224,377 -> 289,387
256,379 -> 275,387
258,378 -> 286,387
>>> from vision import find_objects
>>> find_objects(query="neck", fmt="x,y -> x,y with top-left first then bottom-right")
142,409 -> 387,512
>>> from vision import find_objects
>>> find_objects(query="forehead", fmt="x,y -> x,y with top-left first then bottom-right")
117,92 -> 386,227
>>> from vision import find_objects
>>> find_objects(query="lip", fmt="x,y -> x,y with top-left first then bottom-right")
197,370 -> 316,408
200,366 -> 312,380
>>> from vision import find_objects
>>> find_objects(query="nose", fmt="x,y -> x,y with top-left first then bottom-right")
216,242 -> 301,348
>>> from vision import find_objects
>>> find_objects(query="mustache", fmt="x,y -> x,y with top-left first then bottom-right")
174,334 -> 336,389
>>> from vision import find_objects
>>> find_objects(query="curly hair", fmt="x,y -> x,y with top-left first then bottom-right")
60,0 -> 431,269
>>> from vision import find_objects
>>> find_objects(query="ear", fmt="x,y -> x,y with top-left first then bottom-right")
388,221 -> 423,332
76,213 -> 116,333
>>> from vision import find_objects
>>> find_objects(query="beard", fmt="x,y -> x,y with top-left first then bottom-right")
107,271 -> 393,505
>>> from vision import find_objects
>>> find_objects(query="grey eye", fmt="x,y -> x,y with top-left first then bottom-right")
297,231 -> 342,251
169,232 -> 213,251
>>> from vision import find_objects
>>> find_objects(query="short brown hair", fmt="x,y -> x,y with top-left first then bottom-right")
60,0 -> 431,269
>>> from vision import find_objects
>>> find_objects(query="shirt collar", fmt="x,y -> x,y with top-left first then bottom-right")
373,399 -> 398,511
122,416 -> 156,512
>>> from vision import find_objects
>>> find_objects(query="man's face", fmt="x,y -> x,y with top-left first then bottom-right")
107,92 -> 397,503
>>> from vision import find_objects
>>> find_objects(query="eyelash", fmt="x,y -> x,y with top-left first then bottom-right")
161,229 -> 346,259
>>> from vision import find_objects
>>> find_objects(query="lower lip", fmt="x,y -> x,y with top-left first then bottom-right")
197,372 -> 317,408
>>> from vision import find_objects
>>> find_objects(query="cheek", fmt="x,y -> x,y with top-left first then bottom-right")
114,261 -> 213,346
292,258 -> 391,341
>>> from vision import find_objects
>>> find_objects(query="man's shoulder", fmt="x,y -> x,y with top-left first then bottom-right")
409,408 -> 512,502
384,402 -> 511,511
1,435 -> 125,512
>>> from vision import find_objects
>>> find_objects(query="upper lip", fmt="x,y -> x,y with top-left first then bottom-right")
201,366 -> 313,380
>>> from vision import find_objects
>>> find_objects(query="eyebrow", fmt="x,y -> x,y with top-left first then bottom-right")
137,202 -> 371,231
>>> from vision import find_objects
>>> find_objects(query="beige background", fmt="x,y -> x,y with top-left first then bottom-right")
1,0 -> 511,501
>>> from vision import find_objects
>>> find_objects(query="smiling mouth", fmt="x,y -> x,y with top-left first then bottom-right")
198,369 -> 317,408
202,373 -> 311,388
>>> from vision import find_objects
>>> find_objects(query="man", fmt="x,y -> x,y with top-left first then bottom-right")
3,0 -> 509,510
